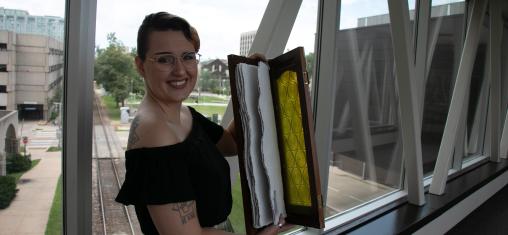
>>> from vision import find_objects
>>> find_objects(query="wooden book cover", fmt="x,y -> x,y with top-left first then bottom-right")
228,47 -> 324,234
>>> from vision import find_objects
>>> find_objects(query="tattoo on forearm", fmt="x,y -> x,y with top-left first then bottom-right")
171,201 -> 196,224
127,116 -> 140,149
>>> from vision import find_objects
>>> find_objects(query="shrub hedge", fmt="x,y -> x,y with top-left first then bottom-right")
0,175 -> 17,209
7,153 -> 32,174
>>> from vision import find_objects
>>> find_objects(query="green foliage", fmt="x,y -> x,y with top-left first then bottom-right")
0,175 -> 16,209
184,95 -> 228,104
186,105 -> 226,121
9,159 -> 40,183
95,33 -> 143,107
197,70 -> 230,95
6,153 -> 32,174
230,175 -> 245,234
102,95 -> 121,121
45,175 -> 62,235
305,52 -> 315,81
47,146 -> 62,152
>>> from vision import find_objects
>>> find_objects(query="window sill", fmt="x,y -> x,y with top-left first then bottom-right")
338,158 -> 508,234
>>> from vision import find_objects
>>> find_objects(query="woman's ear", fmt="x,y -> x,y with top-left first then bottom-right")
135,56 -> 146,78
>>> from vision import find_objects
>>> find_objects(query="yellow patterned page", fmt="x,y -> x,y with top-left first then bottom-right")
275,70 -> 311,207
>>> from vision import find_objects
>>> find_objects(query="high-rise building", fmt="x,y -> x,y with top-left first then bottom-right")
0,7 -> 65,42
239,30 -> 256,56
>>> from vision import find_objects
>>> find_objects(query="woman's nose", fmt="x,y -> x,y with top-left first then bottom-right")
171,58 -> 186,75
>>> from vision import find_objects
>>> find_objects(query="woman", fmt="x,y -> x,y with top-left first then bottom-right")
115,12 -> 285,235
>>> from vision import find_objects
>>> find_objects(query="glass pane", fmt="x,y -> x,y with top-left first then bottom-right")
329,0 -> 407,218
0,2 -> 64,234
421,0 -> 465,175
464,13 -> 489,161
93,1 -> 268,234
286,0 -> 318,85
503,30 -> 508,120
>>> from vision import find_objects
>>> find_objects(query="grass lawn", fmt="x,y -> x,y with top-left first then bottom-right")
185,95 -> 229,104
45,175 -> 62,235
101,95 -> 121,121
9,159 -> 40,182
106,94 -> 228,122
229,176 -> 246,234
186,105 -> 227,119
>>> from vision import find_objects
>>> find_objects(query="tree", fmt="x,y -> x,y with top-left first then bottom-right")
305,52 -> 315,82
94,33 -> 140,107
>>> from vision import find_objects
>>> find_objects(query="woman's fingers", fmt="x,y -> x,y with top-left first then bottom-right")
247,52 -> 267,62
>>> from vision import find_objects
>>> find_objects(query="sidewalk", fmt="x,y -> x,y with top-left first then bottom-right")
0,142 -> 61,234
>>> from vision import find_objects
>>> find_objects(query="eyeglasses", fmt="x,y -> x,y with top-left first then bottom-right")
147,52 -> 201,71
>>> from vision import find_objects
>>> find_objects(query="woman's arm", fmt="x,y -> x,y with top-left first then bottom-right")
147,200 -> 235,235
216,120 -> 237,156
148,200 -> 287,235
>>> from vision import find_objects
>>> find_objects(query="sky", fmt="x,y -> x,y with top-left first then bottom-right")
0,0 -> 463,60
0,0 -> 318,60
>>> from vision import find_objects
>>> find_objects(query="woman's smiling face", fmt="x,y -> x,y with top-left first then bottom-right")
137,30 -> 198,104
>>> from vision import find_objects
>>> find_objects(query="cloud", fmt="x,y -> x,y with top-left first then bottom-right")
1,0 -> 319,58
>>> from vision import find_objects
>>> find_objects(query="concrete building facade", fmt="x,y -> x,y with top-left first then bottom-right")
0,7 -> 65,42
239,30 -> 256,56
0,30 -> 64,120
0,110 -> 18,176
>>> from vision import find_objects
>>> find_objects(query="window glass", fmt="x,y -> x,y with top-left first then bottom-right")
0,1 -> 64,234
463,13 -> 489,161
421,0 -> 466,175
328,0 -> 412,218
503,30 -> 508,120
286,0 -> 318,84
93,1 -> 268,234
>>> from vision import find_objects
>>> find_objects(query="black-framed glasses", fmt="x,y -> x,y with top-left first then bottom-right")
148,52 -> 201,71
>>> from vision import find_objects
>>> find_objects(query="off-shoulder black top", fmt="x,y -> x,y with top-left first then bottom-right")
115,107 -> 231,234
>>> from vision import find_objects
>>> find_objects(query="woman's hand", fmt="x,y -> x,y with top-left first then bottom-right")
247,53 -> 267,62
255,217 -> 292,235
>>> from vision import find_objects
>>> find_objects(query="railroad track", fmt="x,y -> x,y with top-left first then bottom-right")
92,93 -> 141,234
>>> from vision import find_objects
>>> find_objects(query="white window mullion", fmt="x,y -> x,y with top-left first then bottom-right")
312,0 -> 339,204
414,0 -> 430,119
64,0 -> 97,233
388,0 -> 425,205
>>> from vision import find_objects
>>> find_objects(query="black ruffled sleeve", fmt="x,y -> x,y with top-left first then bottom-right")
188,106 -> 224,143
115,145 -> 195,205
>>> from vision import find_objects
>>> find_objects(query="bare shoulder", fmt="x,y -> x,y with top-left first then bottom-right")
126,112 -> 176,150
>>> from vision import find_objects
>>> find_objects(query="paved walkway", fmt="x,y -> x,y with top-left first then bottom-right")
0,123 -> 61,235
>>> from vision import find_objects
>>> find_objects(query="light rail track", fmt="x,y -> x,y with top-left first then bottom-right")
92,93 -> 140,234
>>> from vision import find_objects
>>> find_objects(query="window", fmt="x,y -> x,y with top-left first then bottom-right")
0,65 -> 7,72
93,1 -> 269,233
421,0 -> 466,175
324,0 -> 408,218
463,12 -> 489,162
0,85 -> 6,93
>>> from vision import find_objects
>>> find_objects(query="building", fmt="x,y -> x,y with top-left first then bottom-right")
239,30 -> 256,56
0,30 -> 64,120
0,8 -> 64,120
0,8 -> 65,42
201,58 -> 229,93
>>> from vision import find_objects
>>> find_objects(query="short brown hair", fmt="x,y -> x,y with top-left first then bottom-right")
137,12 -> 200,61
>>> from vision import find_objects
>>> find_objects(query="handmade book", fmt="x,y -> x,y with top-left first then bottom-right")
228,47 -> 324,234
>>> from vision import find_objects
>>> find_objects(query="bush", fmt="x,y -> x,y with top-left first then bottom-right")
0,175 -> 17,209
7,153 -> 32,174
47,146 -> 62,152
